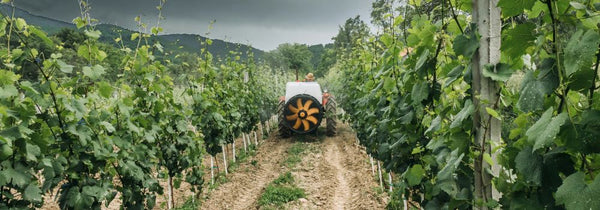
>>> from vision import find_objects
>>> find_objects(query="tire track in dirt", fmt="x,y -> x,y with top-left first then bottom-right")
200,136 -> 293,210
325,137 -> 352,209
289,123 -> 388,209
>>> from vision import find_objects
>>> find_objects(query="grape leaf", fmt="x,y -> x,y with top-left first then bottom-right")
415,49 -> 429,71
0,85 -> 18,99
501,23 -> 536,59
482,63 -> 514,82
0,167 -> 29,187
437,149 -> 465,196
83,65 -> 106,80
97,82 -> 113,98
526,107 -> 568,152
517,59 -> 558,112
443,65 -> 465,88
555,172 -> 600,209
515,146 -> 542,186
84,29 -> 101,39
564,29 -> 600,77
23,183 -> 42,202
411,80 -> 429,105
25,143 -> 41,162
30,27 -> 53,46
498,0 -> 536,17
57,60 -> 74,73
406,164 -> 426,186
425,115 -> 441,134
453,33 -> 478,58
450,100 -> 473,129
485,107 -> 501,120
517,72 -> 545,112
383,77 -> 395,92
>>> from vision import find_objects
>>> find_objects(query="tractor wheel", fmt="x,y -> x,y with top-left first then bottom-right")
278,100 -> 291,138
326,97 -> 337,136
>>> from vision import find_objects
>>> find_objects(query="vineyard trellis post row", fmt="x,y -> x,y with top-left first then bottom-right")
472,0 -> 502,208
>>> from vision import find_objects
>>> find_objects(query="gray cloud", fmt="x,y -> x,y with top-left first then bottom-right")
14,0 -> 374,50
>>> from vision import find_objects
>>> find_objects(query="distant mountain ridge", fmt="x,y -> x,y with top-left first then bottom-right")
0,4 -> 264,59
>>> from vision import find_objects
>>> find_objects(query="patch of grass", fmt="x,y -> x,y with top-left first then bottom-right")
272,171 -> 294,185
284,155 -> 302,168
372,186 -> 384,196
228,144 -> 258,172
209,172 -> 229,190
284,142 -> 307,168
251,160 -> 258,167
288,142 -> 307,155
258,184 -> 305,206
258,171 -> 305,207
174,196 -> 199,210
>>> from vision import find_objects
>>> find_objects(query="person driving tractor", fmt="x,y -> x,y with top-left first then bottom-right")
304,73 -> 315,82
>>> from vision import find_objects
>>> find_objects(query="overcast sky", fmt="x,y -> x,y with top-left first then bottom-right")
13,0 -> 375,50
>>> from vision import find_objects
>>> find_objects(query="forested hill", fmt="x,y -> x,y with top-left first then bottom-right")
0,4 -> 264,59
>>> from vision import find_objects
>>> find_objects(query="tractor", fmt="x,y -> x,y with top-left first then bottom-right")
278,81 -> 337,137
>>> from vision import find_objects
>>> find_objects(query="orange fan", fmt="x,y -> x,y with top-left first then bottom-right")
285,98 -> 321,131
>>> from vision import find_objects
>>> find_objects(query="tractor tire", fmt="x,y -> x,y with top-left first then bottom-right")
326,97 -> 337,136
278,100 -> 291,138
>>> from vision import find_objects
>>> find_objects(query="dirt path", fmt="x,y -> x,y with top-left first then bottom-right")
201,123 -> 388,210
287,124 -> 388,209
200,135 -> 294,209
326,137 -> 352,209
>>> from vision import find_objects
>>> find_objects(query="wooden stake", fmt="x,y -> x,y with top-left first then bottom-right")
254,131 -> 258,145
232,138 -> 236,163
370,156 -> 375,175
167,175 -> 173,209
259,123 -> 263,139
210,156 -> 214,185
222,145 -> 228,175
377,161 -> 383,189
388,173 -> 393,192
243,133 -> 247,153
266,121 -> 270,135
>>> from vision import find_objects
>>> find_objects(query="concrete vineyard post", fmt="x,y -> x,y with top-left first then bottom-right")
232,138 -> 236,163
377,161 -> 383,189
472,0 -> 502,207
265,121 -> 269,135
210,156 -> 215,185
388,173 -> 393,192
247,133 -> 251,146
167,176 -> 173,209
259,123 -> 264,139
254,131 -> 258,145
370,156 -> 375,175
222,144 -> 228,175
243,133 -> 247,153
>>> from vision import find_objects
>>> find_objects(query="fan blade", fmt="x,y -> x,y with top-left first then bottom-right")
306,108 -> 320,115
303,99 -> 313,110
306,116 -> 318,124
296,98 -> 303,111
293,118 -> 302,129
302,119 -> 310,131
288,104 -> 299,113
286,114 -> 298,121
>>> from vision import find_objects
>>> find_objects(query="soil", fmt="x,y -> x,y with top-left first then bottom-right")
201,123 -> 388,210
282,124 -> 389,210
200,133 -> 293,209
